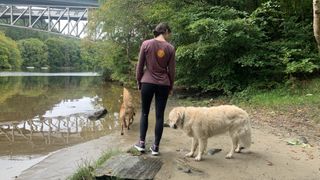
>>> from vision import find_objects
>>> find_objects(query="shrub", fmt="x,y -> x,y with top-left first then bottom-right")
0,32 -> 21,69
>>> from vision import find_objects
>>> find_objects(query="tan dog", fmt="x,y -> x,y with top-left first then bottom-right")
120,87 -> 136,135
168,105 -> 251,161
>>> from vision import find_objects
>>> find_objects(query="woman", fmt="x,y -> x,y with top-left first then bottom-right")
134,22 -> 176,155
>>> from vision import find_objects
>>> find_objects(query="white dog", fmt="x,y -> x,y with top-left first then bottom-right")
168,105 -> 251,161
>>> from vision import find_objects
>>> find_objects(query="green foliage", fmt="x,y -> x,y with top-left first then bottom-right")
173,6 -> 263,92
18,38 -> 48,68
250,0 -> 284,40
277,0 -> 312,21
45,38 -> 64,68
0,43 -> 10,69
248,1 -> 319,81
285,58 -> 319,74
88,0 -> 319,93
80,38 -> 133,78
0,32 -> 96,71
95,150 -> 121,167
68,160 -> 94,180
0,26 -> 52,41
80,39 -> 109,72
89,0 -> 154,83
92,0 -> 149,52
0,32 -> 22,69
45,38 -> 82,69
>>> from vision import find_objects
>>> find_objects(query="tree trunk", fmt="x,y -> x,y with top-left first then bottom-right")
313,0 -> 320,53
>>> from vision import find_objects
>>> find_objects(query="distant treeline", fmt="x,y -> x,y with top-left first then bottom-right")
0,27 -> 100,71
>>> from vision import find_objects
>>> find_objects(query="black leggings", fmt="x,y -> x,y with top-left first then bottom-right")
139,83 -> 170,146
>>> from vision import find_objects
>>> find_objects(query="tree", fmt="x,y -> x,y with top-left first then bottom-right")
18,38 -> 48,68
80,39 -> 112,72
45,38 -> 65,68
314,0 -> 320,53
172,6 -> 263,92
89,0 -> 153,83
0,32 -> 22,69
45,38 -> 82,69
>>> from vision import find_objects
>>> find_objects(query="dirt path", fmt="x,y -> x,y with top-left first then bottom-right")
17,101 -> 320,180
122,101 -> 320,180
153,124 -> 320,180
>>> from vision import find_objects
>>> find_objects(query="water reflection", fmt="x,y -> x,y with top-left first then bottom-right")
0,74 -> 133,156
0,103 -> 118,155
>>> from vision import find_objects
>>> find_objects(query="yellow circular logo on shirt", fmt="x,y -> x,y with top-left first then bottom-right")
157,49 -> 165,58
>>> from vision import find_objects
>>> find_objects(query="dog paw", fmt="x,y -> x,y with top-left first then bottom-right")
195,155 -> 202,161
225,154 -> 233,159
185,152 -> 194,157
235,147 -> 244,153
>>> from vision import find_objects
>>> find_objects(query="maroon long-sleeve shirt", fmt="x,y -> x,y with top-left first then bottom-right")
136,39 -> 176,90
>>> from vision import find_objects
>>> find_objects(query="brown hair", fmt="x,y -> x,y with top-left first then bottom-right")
153,22 -> 171,37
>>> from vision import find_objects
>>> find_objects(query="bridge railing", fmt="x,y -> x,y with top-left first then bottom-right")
0,4 -> 97,38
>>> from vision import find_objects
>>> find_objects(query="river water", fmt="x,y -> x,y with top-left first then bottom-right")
0,72 -> 138,179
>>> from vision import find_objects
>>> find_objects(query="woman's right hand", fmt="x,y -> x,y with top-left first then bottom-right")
137,82 -> 141,90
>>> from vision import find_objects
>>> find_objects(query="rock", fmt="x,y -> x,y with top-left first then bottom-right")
95,154 -> 162,179
298,136 -> 308,144
207,148 -> 222,155
176,148 -> 188,152
88,108 -> 108,120
266,160 -> 273,166
286,136 -> 310,146
113,112 -> 119,119
183,168 -> 192,173
175,158 -> 204,176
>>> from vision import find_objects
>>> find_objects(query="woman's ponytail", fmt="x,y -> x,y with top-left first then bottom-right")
153,22 -> 171,37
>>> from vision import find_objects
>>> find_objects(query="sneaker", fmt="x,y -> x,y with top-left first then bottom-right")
134,141 -> 145,152
150,144 -> 159,156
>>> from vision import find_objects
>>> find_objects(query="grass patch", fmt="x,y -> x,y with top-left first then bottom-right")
231,78 -> 320,106
68,160 -> 94,180
95,150 -> 121,167
126,147 -> 142,156
231,78 -> 320,123
68,149 -> 121,180
244,89 -> 320,107
174,78 -> 320,124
